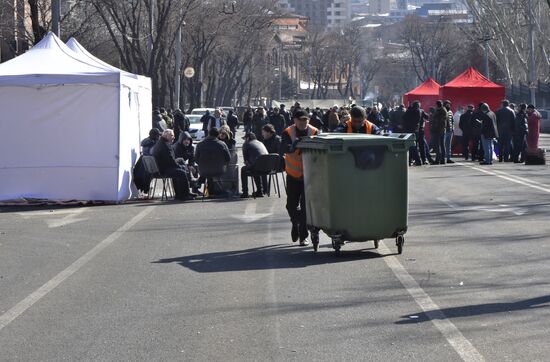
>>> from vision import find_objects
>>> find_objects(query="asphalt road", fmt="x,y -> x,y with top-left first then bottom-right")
1,134 -> 550,361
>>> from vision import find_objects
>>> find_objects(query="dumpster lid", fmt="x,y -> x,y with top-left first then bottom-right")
298,133 -> 416,150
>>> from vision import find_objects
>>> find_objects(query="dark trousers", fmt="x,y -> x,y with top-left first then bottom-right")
433,133 -> 445,164
512,135 -> 526,162
462,134 -> 471,159
418,131 -> 434,163
286,175 -> 308,240
240,165 -> 262,194
409,144 -> 421,165
498,133 -> 512,162
472,136 -> 483,160
163,167 -> 190,199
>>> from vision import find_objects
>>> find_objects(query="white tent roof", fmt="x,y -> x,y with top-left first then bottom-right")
0,32 -> 118,85
66,38 -> 139,79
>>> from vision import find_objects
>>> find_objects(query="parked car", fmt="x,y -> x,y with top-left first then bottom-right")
190,107 -> 216,116
539,109 -> 550,133
188,114 -> 205,140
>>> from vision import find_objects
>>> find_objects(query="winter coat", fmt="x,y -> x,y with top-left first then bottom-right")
480,111 -> 498,139
243,139 -> 268,166
459,110 -> 474,136
173,111 -> 190,141
152,139 -> 180,173
328,111 -> 340,131
402,106 -> 421,133
390,107 -> 405,132
430,107 -> 448,134
269,113 -> 286,135
195,136 -> 231,176
174,132 -> 196,165
262,134 -> 282,155
496,107 -> 516,136
513,111 -> 528,137
141,137 -> 158,156
252,113 -> 268,140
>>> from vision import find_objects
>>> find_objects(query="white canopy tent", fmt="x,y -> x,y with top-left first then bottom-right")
0,32 -> 152,202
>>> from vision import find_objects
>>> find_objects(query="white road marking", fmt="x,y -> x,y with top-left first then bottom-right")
378,242 -> 485,362
232,202 -> 272,223
457,163 -> 550,194
46,208 -> 87,228
16,209 -> 89,218
437,197 -> 527,216
0,206 -> 156,332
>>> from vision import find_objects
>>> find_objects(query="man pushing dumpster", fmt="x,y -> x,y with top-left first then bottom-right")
280,109 -> 319,246
335,106 -> 381,135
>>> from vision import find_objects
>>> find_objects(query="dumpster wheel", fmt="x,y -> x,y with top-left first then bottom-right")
331,236 -> 343,254
374,240 -> 380,249
311,231 -> 320,252
396,235 -> 405,254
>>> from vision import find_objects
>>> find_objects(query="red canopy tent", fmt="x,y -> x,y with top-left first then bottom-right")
439,67 -> 505,112
403,77 -> 441,109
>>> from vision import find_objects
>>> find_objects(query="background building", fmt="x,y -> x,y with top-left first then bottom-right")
278,0 -> 351,29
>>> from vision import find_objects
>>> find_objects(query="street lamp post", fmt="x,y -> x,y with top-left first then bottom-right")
52,0 -> 61,37
174,20 -> 185,109
527,0 -> 536,105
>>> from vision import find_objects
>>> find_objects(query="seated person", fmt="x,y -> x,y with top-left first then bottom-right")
218,125 -> 236,150
141,128 -> 161,155
174,131 -> 202,194
195,128 -> 231,196
261,124 -> 282,154
240,132 -> 268,198
152,130 -> 195,201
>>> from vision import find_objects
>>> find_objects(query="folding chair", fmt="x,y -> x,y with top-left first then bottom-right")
141,156 -> 174,200
246,154 -> 282,198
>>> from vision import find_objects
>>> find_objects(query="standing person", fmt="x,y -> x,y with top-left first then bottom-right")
389,104 -> 405,133
205,109 -> 226,132
418,106 -> 434,165
152,130 -> 194,200
495,100 -> 516,162
453,106 -> 464,159
334,106 -> 380,134
309,109 -> 325,131
226,110 -> 239,136
280,109 -> 319,246
252,107 -> 268,140
512,104 -> 528,163
479,103 -> 498,165
443,100 -> 454,163
269,107 -> 286,135
173,109 -> 190,142
240,132 -> 269,198
200,110 -> 215,133
431,101 -> 448,164
243,107 -> 253,134
526,104 -> 541,151
459,105 -> 475,160
401,101 -> 423,166
367,106 -> 385,128
327,105 -> 340,131
279,104 -> 291,128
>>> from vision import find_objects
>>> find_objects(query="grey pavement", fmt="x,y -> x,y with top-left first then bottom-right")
1,134 -> 550,361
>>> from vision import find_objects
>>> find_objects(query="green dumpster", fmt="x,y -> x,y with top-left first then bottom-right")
298,133 -> 415,253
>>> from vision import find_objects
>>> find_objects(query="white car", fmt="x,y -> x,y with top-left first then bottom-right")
190,107 -> 216,116
187,114 -> 205,140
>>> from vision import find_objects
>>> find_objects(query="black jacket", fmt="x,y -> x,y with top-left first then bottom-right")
173,112 -> 190,141
402,106 -> 422,133
513,111 -> 528,137
226,114 -> 239,132
495,107 -> 516,135
480,111 -> 499,139
431,107 -> 448,134
153,139 -> 179,173
459,110 -> 474,136
252,113 -> 268,139
243,139 -> 268,166
174,132 -> 195,165
262,134 -> 282,154
269,113 -> 286,135
195,136 -> 231,176
390,107 -> 405,132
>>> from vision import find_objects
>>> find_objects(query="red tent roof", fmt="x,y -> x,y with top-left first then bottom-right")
442,67 -> 503,89
404,77 -> 441,96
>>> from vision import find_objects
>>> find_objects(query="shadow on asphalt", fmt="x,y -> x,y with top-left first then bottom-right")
395,295 -> 550,324
151,244 -> 393,272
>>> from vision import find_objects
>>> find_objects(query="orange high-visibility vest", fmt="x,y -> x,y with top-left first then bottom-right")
284,125 -> 318,179
346,120 -> 373,134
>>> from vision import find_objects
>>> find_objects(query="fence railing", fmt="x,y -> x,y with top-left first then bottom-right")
506,81 -> 550,109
